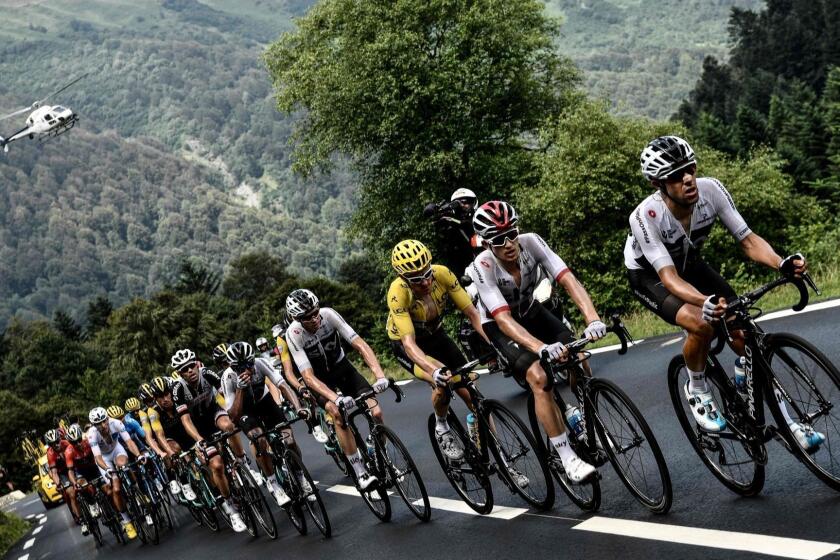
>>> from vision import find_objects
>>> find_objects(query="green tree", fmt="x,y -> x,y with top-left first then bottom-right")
172,259 -> 221,296
265,0 -> 582,256
52,310 -> 82,341
221,251 -> 290,302
336,254 -> 388,303
85,295 -> 113,337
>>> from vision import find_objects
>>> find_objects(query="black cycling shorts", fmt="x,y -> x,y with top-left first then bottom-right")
483,302 -> 574,380
390,327 -> 467,380
312,359 -> 372,407
74,463 -> 100,483
188,406 -> 229,441
627,259 -> 736,325
236,389 -> 287,434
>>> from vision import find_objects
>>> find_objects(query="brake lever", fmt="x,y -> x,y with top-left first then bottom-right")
539,353 -> 556,392
388,378 -> 404,403
802,272 -> 821,296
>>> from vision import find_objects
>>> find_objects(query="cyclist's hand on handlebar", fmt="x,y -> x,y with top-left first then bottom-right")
779,252 -> 807,278
372,377 -> 389,394
583,320 -> 607,341
335,395 -> 356,413
539,342 -> 568,363
432,367 -> 451,388
702,295 -> 727,323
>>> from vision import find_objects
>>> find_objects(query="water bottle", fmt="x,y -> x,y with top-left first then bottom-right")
365,434 -> 376,457
466,413 -> 480,449
564,404 -> 586,439
734,356 -> 747,395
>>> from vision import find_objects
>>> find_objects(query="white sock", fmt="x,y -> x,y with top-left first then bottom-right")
687,368 -> 708,393
774,389 -> 797,425
347,450 -> 366,477
435,414 -> 450,434
549,433 -> 575,463
120,511 -> 130,523
264,478 -> 274,492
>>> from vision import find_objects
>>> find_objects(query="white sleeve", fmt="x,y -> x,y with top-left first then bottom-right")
629,206 -> 674,272
322,308 -> 359,343
113,420 -> 131,444
707,178 -> 752,241
286,324 -> 313,372
470,254 -> 509,317
87,429 -> 101,457
221,370 -> 237,411
524,233 -> 570,281
257,358 -> 285,388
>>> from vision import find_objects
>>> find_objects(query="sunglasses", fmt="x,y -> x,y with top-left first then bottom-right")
663,163 -> 696,182
487,228 -> 519,248
232,360 -> 254,374
298,309 -> 320,322
404,267 -> 434,285
178,362 -> 196,374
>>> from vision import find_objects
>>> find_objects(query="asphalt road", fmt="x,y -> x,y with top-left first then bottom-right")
5,302 -> 840,560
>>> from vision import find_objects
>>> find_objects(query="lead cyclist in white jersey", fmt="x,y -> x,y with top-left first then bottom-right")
468,201 -> 607,483
625,135 -> 824,449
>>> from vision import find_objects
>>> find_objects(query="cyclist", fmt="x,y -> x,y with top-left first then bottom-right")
285,289 -> 389,490
212,343 -> 230,371
256,337 -> 271,359
45,429 -> 81,528
86,406 -> 147,540
468,201 -> 606,483
424,188 -> 482,272
65,424 -> 107,537
123,397 -> 169,459
388,239 -> 488,461
627,135 -> 823,447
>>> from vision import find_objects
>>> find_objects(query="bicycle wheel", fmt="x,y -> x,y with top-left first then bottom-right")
79,494 -> 103,547
589,378 -> 673,513
427,412 -> 493,514
194,472 -> 220,532
136,487 -> 160,545
527,393 -> 600,511
765,333 -> 840,491
668,355 -> 765,496
321,419 -> 350,478
98,494 -> 125,544
358,449 -> 392,522
375,424 -> 431,522
236,462 -> 277,538
485,400 -> 554,510
284,450 -> 332,537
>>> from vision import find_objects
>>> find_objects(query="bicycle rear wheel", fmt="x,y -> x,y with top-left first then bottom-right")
668,355 -> 765,496
79,493 -> 103,547
236,463 -> 277,538
765,333 -> 840,491
485,400 -> 554,510
284,450 -> 331,537
357,450 -> 392,522
427,412 -> 493,514
376,424 -> 431,522
589,378 -> 672,513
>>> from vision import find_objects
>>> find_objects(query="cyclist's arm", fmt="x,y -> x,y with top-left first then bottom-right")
443,267 -> 490,343
221,371 -> 246,423
48,466 -> 61,487
350,337 -> 386,381
148,409 -> 175,455
143,428 -> 165,456
301,367 -> 340,403
89,441 -> 109,473
400,333 -> 439,382
493,310 -> 546,353
118,425 -> 142,457
739,233 -> 787,270
557,271 -> 601,325
179,413 -> 204,445
658,266 -> 708,307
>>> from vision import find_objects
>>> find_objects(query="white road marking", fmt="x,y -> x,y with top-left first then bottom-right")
32,527 -> 42,535
416,496 -> 526,520
21,499 -> 38,507
25,514 -> 34,520
35,513 -> 44,519
17,554 -> 28,560
590,340 -> 645,355
38,517 -> 46,525
757,298 -> 840,322
573,516 -> 840,560
326,483 -> 393,497
395,380 -> 413,386
660,336 -> 683,347
22,538 -> 35,550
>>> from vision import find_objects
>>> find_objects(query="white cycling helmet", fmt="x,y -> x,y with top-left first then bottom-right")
89,406 -> 108,424
255,337 -> 269,352
640,135 -> 696,181
170,348 -> 196,370
450,187 -> 477,203
286,289 -> 319,319
271,323 -> 284,338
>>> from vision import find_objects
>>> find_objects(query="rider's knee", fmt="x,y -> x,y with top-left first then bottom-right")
525,363 -> 547,389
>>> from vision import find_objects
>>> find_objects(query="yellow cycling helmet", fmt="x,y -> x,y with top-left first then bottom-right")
391,240 -> 432,276
170,370 -> 182,381
106,405 -> 124,419
124,397 -> 141,412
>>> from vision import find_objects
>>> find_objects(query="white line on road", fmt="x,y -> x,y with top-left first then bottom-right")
757,297 -> 840,322
38,517 -> 46,525
17,554 -> 28,560
25,514 -> 34,520
590,340 -> 645,355
32,527 -> 42,535
326,484 -> 393,497
35,513 -> 44,519
415,496 -> 526,520
660,336 -> 683,347
395,379 -> 413,386
22,539 -> 35,550
21,499 -> 38,507
573,516 -> 840,560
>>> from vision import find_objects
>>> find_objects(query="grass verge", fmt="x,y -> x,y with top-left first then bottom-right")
0,511 -> 29,557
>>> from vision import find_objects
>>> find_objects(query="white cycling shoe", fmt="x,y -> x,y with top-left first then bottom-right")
790,422 -> 826,452
297,476 -> 317,502
357,472 -> 378,491
168,480 -> 181,496
229,512 -> 247,533
437,430 -> 465,461
271,486 -> 291,507
180,482 -> 197,501
562,456 -> 596,484
684,382 -> 727,433
506,466 -> 530,489
312,426 -> 329,444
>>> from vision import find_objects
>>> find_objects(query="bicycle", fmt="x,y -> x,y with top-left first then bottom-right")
73,478 -> 104,547
667,272 -> 840,495
336,380 -> 432,522
204,429 -> 277,538
427,355 -> 554,514
527,315 -> 672,513
116,459 -> 162,544
177,448 -> 220,531
249,406 -> 332,538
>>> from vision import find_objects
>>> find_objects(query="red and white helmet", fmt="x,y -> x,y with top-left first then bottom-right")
472,201 -> 519,240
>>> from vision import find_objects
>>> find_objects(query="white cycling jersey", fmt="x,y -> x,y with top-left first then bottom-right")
624,177 -> 751,273
469,233 -> 569,324
220,357 -> 286,410
286,307 -> 359,373
86,419 -> 131,457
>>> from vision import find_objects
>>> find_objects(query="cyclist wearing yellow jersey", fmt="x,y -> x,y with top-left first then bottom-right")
388,240 -> 488,461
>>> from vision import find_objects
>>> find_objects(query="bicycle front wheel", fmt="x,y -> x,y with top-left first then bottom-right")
485,400 -> 554,510
236,463 -> 277,538
284,450 -> 332,537
765,333 -> 840,491
375,425 -> 431,522
589,378 -> 672,513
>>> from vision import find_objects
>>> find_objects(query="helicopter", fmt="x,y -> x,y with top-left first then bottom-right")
0,73 -> 87,153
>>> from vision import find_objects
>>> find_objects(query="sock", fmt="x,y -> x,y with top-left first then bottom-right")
264,478 -> 274,492
347,450 -> 366,477
774,389 -> 796,425
549,433 -> 575,463
687,368 -> 708,393
435,414 -> 450,434
120,511 -> 130,523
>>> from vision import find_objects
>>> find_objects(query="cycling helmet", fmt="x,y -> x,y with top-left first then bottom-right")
138,383 -> 155,403
271,323 -> 285,339
286,289 -> 319,319
124,397 -> 141,412
171,348 -> 196,370
640,135 -> 696,181
89,407 -> 108,424
106,405 -> 124,419
44,429 -> 61,445
66,424 -> 84,444
450,187 -> 477,204
225,341 -> 255,367
473,201 -> 519,239
150,376 -> 173,397
391,240 -> 432,276
212,343 -> 229,365
256,336 -> 269,353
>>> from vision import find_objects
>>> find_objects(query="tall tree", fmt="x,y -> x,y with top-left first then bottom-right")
52,310 -> 82,341
85,295 -> 113,337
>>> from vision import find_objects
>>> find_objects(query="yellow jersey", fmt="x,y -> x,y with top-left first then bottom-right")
386,264 -> 472,340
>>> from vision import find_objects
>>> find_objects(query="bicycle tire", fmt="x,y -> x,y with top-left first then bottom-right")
284,450 -> 332,537
526,393 -> 600,511
320,414 -> 351,477
764,333 -> 840,491
236,462 -> 277,538
79,492 -> 103,547
427,412 -> 493,514
589,378 -> 673,513
375,424 -> 431,522
194,470 -> 220,532
356,447 -> 392,522
485,399 -> 554,510
667,355 -> 765,496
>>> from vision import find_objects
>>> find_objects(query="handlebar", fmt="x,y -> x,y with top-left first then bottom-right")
338,378 -> 403,420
